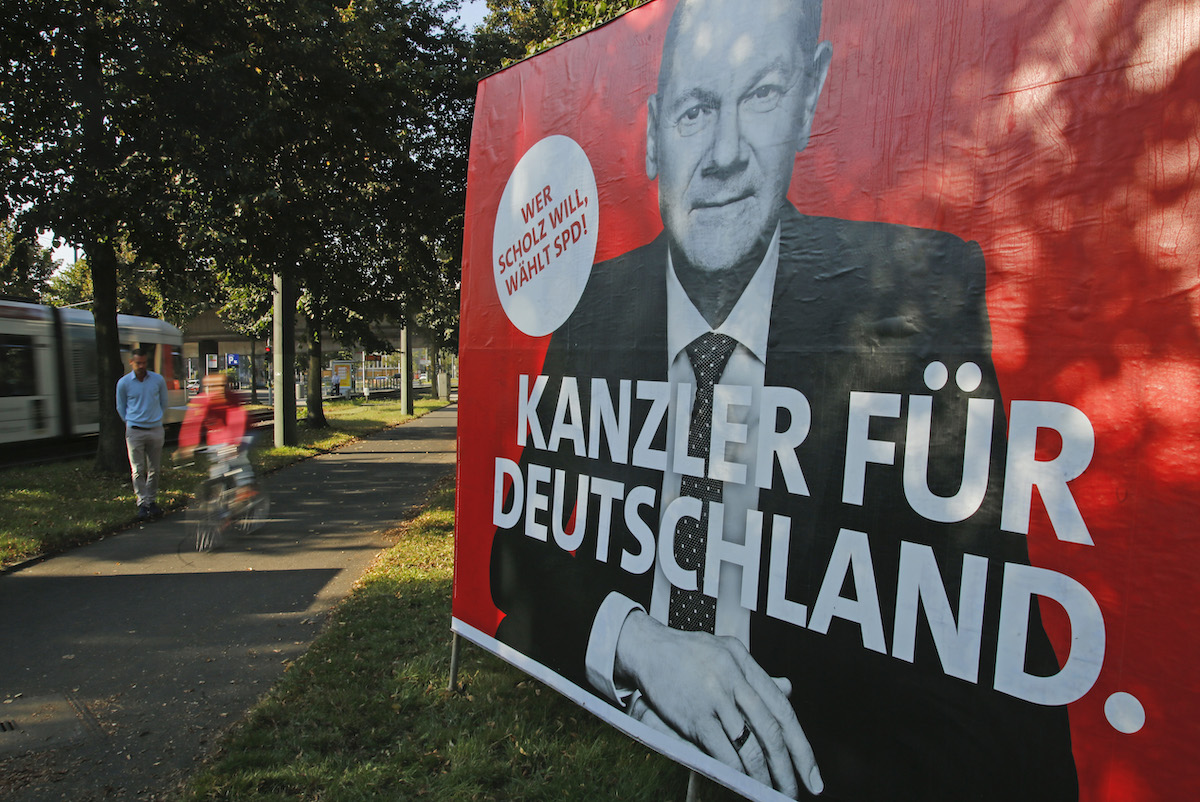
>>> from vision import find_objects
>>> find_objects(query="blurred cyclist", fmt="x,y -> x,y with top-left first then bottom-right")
177,372 -> 254,485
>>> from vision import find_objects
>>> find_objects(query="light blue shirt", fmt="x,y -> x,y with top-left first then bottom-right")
116,370 -> 168,427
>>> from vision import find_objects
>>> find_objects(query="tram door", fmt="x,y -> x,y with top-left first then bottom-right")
59,311 -> 101,435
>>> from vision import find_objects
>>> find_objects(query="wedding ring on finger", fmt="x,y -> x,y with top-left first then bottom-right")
731,723 -> 752,751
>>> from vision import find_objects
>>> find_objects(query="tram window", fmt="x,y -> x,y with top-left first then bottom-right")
159,344 -> 183,389
170,346 -> 183,390
72,342 -> 99,402
0,334 -> 36,397
67,328 -> 98,402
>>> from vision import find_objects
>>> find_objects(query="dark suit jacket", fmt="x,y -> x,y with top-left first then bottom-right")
491,204 -> 1078,800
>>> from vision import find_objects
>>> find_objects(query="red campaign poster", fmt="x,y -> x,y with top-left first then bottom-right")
452,0 -> 1200,799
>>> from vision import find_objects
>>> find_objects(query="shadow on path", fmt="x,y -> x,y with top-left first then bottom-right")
0,404 -> 458,800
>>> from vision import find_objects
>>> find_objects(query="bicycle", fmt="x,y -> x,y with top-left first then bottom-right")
185,443 -> 270,552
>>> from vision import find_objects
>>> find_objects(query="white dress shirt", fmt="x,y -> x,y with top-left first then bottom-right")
586,226 -> 780,704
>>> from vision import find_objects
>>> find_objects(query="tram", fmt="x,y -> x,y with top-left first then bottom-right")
0,299 -> 187,445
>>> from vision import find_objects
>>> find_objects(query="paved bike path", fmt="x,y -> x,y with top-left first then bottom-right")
0,403 -> 458,800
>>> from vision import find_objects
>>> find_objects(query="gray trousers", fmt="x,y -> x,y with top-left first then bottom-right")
125,424 -> 165,507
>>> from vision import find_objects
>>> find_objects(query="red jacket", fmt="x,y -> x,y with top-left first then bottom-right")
179,392 -> 249,450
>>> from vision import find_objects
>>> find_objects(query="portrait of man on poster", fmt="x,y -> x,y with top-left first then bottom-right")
489,0 -> 1080,798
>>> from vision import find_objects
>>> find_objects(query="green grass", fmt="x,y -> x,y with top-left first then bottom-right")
176,482 -> 719,802
0,395 -> 448,570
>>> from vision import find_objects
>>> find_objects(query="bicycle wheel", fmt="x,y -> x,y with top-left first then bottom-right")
189,480 -> 226,552
233,484 -> 270,534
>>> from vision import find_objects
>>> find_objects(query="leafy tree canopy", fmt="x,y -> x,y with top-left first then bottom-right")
3,0 -> 476,450
0,218 -> 57,300
474,0 -> 648,66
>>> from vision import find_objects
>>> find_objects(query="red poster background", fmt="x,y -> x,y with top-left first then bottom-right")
454,1 -> 1200,798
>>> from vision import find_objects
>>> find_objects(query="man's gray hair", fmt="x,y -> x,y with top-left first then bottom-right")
657,0 -> 824,95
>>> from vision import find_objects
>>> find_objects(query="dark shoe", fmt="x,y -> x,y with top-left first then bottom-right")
148,502 -> 163,518
136,505 -> 151,521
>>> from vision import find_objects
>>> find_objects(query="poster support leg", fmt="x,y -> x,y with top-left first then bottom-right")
447,631 -> 461,692
686,770 -> 700,802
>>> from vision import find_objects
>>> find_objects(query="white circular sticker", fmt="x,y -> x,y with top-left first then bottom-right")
492,135 -> 598,337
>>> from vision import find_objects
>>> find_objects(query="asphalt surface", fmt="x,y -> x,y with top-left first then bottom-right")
0,403 -> 458,800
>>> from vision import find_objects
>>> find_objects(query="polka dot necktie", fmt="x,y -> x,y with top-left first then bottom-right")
668,332 -> 738,633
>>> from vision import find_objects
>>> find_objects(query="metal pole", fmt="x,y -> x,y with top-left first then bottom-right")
361,349 -> 369,400
400,326 -> 414,415
447,631 -> 462,692
272,271 -> 297,446
686,770 -> 701,802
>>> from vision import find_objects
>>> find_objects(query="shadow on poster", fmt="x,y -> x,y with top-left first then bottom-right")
453,0 -> 1200,799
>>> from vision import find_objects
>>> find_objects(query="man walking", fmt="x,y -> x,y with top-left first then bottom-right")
116,347 -> 168,520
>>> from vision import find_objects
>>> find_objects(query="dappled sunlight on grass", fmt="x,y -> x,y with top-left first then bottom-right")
0,460 -> 201,564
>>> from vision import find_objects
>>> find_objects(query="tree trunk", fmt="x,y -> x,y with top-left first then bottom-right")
429,343 -> 445,400
305,315 -> 327,428
91,237 -> 129,474
78,15 -> 126,474
249,337 -> 259,404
